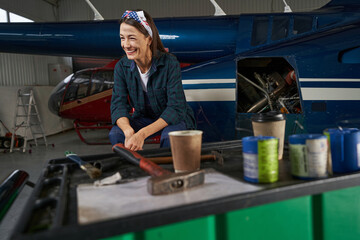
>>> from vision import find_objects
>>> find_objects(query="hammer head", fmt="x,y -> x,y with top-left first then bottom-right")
147,170 -> 205,195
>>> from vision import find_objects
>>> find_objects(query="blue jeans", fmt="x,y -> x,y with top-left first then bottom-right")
109,118 -> 187,148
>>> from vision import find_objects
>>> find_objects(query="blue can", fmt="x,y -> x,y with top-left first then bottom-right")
289,134 -> 328,179
323,128 -> 360,173
242,136 -> 278,183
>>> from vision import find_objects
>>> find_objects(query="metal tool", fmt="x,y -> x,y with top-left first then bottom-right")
147,150 -> 224,165
112,143 -> 205,195
65,151 -> 102,179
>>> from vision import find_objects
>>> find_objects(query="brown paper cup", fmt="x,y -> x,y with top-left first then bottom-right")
168,130 -> 203,173
252,120 -> 286,160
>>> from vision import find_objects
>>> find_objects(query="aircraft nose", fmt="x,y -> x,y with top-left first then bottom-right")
48,91 -> 62,116
48,81 -> 67,116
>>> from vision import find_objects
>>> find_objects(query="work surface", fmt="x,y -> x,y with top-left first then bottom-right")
10,140 -> 360,240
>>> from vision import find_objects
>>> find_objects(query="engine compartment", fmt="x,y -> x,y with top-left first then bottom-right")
236,57 -> 302,114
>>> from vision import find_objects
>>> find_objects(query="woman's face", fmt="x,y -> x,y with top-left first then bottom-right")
120,23 -> 152,62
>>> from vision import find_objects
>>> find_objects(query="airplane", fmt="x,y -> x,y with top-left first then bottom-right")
1,0 -> 360,144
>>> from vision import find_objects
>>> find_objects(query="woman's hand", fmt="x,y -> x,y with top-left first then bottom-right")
119,117 -> 168,151
125,132 -> 145,151
116,117 -> 137,149
123,128 -> 135,139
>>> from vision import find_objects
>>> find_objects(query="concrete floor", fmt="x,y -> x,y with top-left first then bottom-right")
0,129 -> 145,240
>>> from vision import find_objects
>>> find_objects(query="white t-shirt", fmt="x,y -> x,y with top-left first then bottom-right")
137,65 -> 150,92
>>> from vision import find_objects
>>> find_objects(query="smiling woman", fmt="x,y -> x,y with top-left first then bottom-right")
120,23 -> 153,72
109,10 -> 196,151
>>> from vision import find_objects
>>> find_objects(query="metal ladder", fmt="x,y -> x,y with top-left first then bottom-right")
10,89 -> 48,153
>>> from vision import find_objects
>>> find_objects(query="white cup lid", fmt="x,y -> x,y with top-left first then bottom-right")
168,130 -> 203,136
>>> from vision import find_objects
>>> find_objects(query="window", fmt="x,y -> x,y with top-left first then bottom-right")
102,71 -> 114,90
0,8 -> 33,23
0,8 -> 7,22
272,16 -> 289,41
9,12 -> 33,22
339,46 -> 360,64
251,17 -> 269,46
90,70 -> 114,95
64,73 -> 91,102
317,16 -> 341,29
90,78 -> 103,95
293,16 -> 313,35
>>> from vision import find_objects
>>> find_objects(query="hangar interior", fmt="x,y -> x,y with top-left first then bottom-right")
5,1 -> 360,240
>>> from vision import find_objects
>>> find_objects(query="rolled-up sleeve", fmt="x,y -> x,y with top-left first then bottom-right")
111,62 -> 131,125
160,57 -> 187,125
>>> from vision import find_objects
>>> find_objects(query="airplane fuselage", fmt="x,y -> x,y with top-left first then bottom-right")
3,1 -> 360,142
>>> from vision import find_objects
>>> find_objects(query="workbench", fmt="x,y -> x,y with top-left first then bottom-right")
10,140 -> 360,240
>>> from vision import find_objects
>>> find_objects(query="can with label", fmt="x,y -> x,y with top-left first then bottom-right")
242,136 -> 279,183
289,134 -> 328,179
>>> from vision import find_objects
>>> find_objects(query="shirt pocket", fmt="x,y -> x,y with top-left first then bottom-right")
152,87 -> 167,110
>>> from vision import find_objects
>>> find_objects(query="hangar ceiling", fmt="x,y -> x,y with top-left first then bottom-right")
0,0 -> 331,22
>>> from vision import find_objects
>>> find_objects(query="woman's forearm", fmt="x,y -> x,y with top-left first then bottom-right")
116,117 -> 134,137
138,118 -> 168,139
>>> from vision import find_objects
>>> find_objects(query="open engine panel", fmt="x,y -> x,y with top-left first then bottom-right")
236,57 -> 302,114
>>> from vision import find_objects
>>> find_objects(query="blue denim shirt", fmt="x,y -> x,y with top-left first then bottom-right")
111,52 -> 196,129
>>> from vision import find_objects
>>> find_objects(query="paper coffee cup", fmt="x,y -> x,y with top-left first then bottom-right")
251,111 -> 286,160
168,130 -> 203,173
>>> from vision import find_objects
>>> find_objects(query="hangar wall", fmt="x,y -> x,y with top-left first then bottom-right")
0,1 -> 74,137
0,54 -> 73,137
0,54 -> 72,86
0,86 -> 74,140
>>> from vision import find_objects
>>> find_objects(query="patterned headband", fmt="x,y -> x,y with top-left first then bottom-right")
121,10 -> 153,38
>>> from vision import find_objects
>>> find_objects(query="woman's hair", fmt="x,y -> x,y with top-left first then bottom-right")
120,10 -> 166,58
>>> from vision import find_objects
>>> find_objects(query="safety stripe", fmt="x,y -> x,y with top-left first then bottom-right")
183,83 -> 235,89
300,78 -> 360,82
300,82 -> 360,88
182,79 -> 236,90
184,89 -> 235,102
301,88 -> 360,100
182,79 -> 236,84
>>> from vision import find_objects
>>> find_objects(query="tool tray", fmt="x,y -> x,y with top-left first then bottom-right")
10,140 -> 360,240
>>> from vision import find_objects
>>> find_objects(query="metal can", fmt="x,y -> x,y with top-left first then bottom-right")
323,128 -> 360,173
242,136 -> 279,183
289,134 -> 328,179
